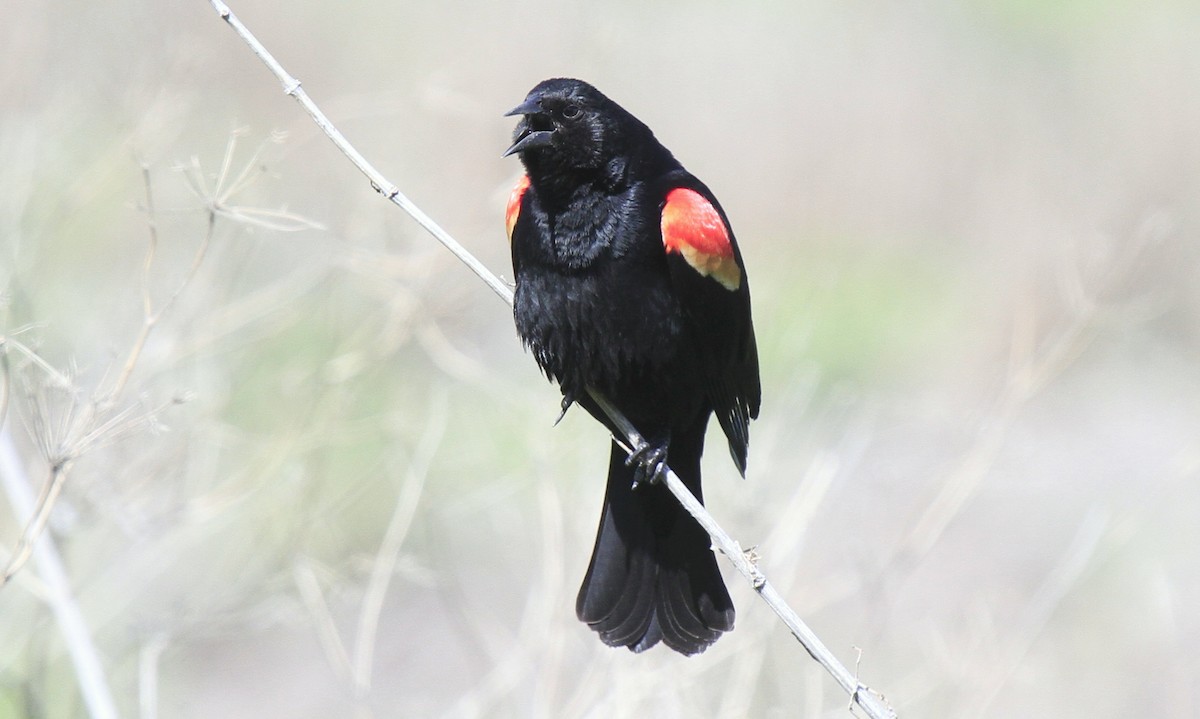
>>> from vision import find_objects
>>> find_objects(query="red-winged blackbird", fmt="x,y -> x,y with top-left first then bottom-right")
504,78 -> 760,655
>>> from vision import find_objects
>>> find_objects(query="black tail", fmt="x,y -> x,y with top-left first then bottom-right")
575,427 -> 734,655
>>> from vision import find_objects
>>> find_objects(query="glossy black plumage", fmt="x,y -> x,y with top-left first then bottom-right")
506,78 -> 760,655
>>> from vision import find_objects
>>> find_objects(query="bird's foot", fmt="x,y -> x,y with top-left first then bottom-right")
627,438 -> 669,488
554,392 -> 576,426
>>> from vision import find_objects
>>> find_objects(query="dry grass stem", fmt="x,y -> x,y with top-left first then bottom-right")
352,392 -> 447,698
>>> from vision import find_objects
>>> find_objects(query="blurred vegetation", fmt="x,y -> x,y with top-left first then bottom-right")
2,1 -> 1199,718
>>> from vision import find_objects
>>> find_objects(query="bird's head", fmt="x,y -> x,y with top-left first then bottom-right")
504,78 -> 633,176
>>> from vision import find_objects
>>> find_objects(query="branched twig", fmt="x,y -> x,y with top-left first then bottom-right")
208,0 -> 512,305
0,163 -> 217,588
0,151 -> 230,717
2,128 -> 301,588
106,164 -> 212,408
206,3 -> 896,716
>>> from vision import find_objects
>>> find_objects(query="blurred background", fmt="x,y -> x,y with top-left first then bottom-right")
2,0 -> 1199,717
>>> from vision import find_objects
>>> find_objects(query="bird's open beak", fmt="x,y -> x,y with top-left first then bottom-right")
503,96 -> 553,157
503,127 -> 553,157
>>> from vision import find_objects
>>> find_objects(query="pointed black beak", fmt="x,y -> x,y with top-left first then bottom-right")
504,97 -> 543,117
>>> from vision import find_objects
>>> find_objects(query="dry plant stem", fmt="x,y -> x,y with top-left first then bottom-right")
589,391 -> 894,719
902,225 -> 1154,570
207,3 -> 896,716
352,393 -> 446,699
969,508 -> 1107,716
1,464 -> 68,587
0,347 -> 9,433
208,0 -> 512,305
900,286 -> 1100,565
0,431 -> 118,719
0,171 -> 216,588
138,632 -> 170,719
107,176 -> 216,406
293,557 -> 354,686
290,396 -> 446,712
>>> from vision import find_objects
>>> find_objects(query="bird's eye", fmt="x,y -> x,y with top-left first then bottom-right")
561,104 -> 581,119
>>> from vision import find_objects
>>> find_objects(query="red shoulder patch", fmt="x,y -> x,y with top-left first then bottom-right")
506,174 -> 531,242
661,188 -> 741,290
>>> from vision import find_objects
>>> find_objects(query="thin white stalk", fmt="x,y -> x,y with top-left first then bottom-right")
589,391 -> 895,719
206,3 -> 896,716
138,632 -> 170,719
208,0 -> 512,306
352,392 -> 447,698
0,430 -> 118,719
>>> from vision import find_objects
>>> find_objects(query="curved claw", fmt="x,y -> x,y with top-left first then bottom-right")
627,441 -> 669,489
554,392 -> 576,426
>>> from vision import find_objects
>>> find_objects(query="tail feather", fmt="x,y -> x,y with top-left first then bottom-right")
576,434 -> 734,655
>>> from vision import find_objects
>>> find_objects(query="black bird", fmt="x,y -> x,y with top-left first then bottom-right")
504,78 -> 760,655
